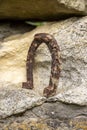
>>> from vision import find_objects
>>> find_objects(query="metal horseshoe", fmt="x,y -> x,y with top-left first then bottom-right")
22,33 -> 61,97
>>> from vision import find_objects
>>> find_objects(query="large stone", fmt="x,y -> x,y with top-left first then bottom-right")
0,86 -> 46,119
48,86 -> 87,106
0,102 -> 87,130
0,16 -> 87,119
0,0 -> 86,20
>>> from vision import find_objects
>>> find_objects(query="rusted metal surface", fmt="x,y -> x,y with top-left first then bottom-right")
22,33 -> 61,97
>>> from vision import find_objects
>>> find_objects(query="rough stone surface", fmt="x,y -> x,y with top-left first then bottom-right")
0,17 -> 87,127
0,86 -> 87,120
48,86 -> 87,106
0,16 -> 87,99
0,86 -> 46,119
0,16 -> 87,130
0,0 -> 86,20
57,0 -> 86,11
0,102 -> 87,130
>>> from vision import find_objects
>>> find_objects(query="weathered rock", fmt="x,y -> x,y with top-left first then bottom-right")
0,86 -> 46,119
48,86 -> 87,106
57,0 -> 86,11
0,102 -> 87,130
0,0 -> 86,20
0,16 -> 87,119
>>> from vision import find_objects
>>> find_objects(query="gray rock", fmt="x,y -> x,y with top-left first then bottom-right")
0,102 -> 87,130
0,0 -> 86,20
57,0 -> 86,11
32,102 -> 87,119
0,86 -> 46,119
48,86 -> 87,106
0,16 -> 87,119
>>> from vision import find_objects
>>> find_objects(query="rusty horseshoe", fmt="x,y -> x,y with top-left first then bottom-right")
22,33 -> 61,97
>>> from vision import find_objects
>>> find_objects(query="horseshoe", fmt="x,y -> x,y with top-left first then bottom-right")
22,33 -> 61,97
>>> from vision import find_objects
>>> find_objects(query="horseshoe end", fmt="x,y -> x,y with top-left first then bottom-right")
22,82 -> 33,89
43,86 -> 57,98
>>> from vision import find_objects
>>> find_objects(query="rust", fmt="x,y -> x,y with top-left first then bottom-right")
22,33 -> 61,98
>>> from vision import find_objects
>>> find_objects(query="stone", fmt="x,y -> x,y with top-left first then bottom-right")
57,0 -> 85,11
0,16 -> 87,119
47,86 -> 87,106
0,0 -> 86,20
0,102 -> 87,130
0,86 -> 46,119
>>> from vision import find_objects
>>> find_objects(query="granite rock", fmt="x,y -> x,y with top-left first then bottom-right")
0,102 -> 87,130
0,86 -> 46,119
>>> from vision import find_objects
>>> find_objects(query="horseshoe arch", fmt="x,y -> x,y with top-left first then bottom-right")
22,33 -> 61,97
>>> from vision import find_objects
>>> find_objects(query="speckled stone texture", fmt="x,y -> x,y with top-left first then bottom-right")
0,16 -> 87,101
0,102 -> 87,130
0,16 -> 87,130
